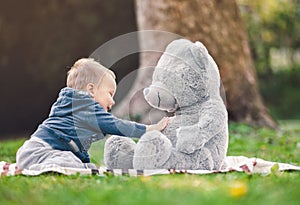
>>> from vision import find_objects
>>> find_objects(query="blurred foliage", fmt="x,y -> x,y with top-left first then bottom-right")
260,64 -> 300,119
238,0 -> 300,119
238,0 -> 300,74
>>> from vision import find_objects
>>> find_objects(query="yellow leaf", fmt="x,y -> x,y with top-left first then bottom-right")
229,181 -> 248,198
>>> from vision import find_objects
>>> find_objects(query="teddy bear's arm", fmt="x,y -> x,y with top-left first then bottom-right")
175,108 -> 227,154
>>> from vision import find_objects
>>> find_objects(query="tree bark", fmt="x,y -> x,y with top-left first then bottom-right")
114,0 -> 278,129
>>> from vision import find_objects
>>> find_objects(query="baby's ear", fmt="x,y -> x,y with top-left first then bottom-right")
86,83 -> 95,97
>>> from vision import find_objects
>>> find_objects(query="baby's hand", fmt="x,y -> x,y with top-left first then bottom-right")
146,117 -> 169,132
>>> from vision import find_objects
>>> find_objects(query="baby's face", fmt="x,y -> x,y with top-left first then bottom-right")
93,74 -> 116,111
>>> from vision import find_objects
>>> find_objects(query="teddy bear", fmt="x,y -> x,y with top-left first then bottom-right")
104,39 -> 228,170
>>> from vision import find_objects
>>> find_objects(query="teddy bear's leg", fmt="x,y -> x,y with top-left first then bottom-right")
192,147 -> 214,170
133,130 -> 172,170
104,136 -> 136,170
165,147 -> 214,170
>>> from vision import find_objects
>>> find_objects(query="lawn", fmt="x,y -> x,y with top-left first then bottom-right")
0,122 -> 299,205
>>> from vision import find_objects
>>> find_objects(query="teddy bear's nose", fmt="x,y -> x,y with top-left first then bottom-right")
143,88 -> 150,96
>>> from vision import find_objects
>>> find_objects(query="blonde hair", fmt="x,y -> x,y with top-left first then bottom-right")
67,58 -> 115,90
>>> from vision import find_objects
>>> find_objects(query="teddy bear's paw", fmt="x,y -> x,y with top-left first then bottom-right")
133,130 -> 172,169
104,136 -> 136,170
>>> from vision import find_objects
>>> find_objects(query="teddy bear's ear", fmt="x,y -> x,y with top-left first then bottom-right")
180,41 -> 209,98
194,41 -> 203,47
191,41 -> 209,71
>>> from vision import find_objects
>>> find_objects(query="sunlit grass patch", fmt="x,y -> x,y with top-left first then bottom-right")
0,122 -> 299,205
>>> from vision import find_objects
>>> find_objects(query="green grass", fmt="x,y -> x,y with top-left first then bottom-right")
1,122 -> 300,205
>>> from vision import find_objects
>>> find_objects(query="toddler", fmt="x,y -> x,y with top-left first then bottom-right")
16,58 -> 168,170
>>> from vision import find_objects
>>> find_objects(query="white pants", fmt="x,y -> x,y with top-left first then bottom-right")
16,136 -> 97,170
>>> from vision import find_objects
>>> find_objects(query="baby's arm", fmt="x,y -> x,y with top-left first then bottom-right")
93,105 -> 168,138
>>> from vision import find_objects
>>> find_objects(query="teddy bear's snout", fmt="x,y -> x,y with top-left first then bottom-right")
143,84 -> 178,112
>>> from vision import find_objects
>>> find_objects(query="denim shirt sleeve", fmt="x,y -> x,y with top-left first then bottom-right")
93,104 -> 146,138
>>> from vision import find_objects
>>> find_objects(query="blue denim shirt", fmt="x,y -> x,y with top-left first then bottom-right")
33,87 -> 146,163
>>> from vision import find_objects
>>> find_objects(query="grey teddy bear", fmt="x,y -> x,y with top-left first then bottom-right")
104,39 -> 228,170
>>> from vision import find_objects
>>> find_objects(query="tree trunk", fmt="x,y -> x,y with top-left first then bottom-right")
114,0 -> 278,129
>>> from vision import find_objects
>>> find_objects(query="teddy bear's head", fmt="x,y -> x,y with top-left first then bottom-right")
144,39 -> 221,112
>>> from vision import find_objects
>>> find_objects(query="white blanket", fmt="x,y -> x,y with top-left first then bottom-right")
1,156 -> 299,177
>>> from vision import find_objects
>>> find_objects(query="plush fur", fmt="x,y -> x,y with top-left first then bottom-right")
104,39 -> 228,170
